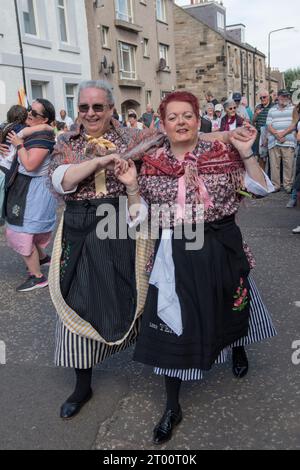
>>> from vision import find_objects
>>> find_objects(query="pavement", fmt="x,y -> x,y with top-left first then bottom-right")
0,191 -> 299,450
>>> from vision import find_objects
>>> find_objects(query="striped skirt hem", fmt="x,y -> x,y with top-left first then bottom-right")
54,316 -> 140,369
154,276 -> 277,381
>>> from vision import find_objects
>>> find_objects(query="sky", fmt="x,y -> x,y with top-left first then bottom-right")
175,0 -> 300,72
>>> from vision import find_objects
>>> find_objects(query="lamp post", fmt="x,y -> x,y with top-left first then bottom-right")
14,0 -> 27,96
268,27 -> 294,93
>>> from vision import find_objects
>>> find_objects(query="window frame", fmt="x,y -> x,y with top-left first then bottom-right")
115,0 -> 134,24
22,0 -> 39,37
118,41 -> 137,80
156,0 -> 167,23
57,0 -> 69,44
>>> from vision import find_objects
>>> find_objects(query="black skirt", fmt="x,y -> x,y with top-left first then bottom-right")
60,198 -> 137,343
133,215 -> 251,371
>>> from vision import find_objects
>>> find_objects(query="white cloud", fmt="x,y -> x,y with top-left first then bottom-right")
175,0 -> 300,71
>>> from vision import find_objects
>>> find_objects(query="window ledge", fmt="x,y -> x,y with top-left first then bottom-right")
114,20 -> 143,33
58,43 -> 81,54
22,36 -> 52,49
102,46 -> 111,51
119,79 -> 145,88
158,68 -> 171,74
156,19 -> 168,26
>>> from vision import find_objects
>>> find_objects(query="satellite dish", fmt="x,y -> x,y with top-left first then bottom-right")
158,57 -> 167,71
102,56 -> 108,69
99,56 -> 108,74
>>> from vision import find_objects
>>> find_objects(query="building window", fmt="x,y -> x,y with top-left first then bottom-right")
156,0 -> 166,22
65,84 -> 77,120
161,90 -> 170,100
31,81 -> 46,100
119,42 -> 136,80
217,12 -> 225,30
101,26 -> 109,48
58,0 -> 68,43
115,0 -> 133,23
143,38 -> 149,57
159,43 -> 169,67
146,90 -> 152,105
22,0 -> 37,36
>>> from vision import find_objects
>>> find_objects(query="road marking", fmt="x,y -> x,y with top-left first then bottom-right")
0,341 -> 6,364
294,301 -> 300,308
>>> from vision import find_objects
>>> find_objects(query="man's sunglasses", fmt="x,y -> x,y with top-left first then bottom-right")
27,106 -> 45,119
260,96 -> 268,100
228,107 -> 237,111
78,103 -> 112,113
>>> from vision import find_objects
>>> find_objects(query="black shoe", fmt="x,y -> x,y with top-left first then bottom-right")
153,406 -> 182,445
232,346 -> 248,378
16,275 -> 48,292
60,388 -> 93,420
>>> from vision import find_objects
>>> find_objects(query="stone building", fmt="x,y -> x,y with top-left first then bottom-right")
174,1 -> 266,110
85,0 -> 177,119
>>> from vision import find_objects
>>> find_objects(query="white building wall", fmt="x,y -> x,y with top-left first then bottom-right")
0,0 -> 91,123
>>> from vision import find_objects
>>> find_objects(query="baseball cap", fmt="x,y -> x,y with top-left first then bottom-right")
232,92 -> 242,101
278,89 -> 291,97
215,104 -> 224,112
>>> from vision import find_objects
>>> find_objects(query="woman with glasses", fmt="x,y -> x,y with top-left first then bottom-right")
1,99 -> 57,292
127,110 -> 144,130
220,99 -> 244,131
48,80 -> 154,420
115,91 -> 276,445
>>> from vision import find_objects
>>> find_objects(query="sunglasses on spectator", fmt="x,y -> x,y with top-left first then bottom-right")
228,107 -> 237,111
128,113 -> 137,118
260,96 -> 268,99
27,105 -> 45,118
78,103 -> 112,113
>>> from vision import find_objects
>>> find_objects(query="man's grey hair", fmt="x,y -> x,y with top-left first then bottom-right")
223,99 -> 236,110
78,80 -> 115,106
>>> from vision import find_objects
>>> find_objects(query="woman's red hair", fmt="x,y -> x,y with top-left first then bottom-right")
159,91 -> 200,123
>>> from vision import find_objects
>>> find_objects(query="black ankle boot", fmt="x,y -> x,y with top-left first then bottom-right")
232,346 -> 248,378
153,406 -> 182,445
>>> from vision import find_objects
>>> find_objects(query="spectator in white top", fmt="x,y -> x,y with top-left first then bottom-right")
266,89 -> 297,193
58,109 -> 74,130
126,110 -> 143,130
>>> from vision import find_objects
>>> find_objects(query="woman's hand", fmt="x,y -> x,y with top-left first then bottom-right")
114,159 -> 138,189
96,153 -> 120,171
229,124 -> 256,143
6,131 -> 24,147
0,144 -> 10,156
229,125 -> 257,157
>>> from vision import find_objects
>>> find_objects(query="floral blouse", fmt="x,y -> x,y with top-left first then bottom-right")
138,138 -> 257,269
49,122 -> 139,201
